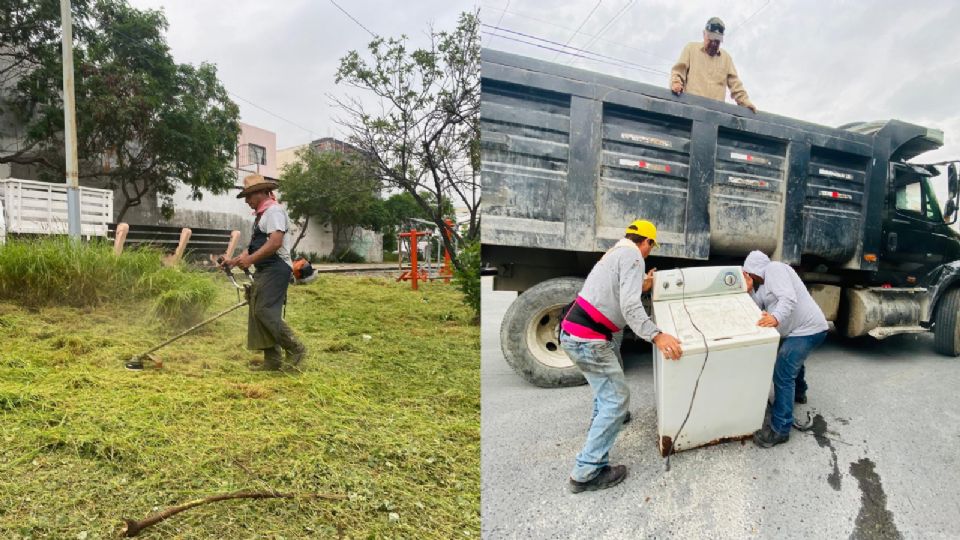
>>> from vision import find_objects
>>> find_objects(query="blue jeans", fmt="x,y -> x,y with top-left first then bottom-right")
560,333 -> 630,483
770,331 -> 827,434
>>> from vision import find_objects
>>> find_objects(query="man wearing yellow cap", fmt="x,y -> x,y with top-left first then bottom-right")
560,219 -> 683,493
225,174 -> 307,371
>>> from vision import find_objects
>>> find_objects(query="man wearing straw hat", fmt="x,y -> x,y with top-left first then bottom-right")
225,174 -> 307,371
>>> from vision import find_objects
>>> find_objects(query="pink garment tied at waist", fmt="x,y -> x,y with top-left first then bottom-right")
575,295 -> 619,332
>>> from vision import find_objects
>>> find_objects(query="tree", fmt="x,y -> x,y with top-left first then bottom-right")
379,191 -> 455,252
279,147 -> 381,258
0,0 -> 240,221
335,10 -> 480,272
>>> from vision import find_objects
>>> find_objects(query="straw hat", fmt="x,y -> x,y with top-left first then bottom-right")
236,174 -> 278,198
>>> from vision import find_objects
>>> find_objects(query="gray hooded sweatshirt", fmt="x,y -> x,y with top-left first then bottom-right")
742,251 -> 829,338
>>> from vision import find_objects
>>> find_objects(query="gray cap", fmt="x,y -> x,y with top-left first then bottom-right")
705,16 -> 725,41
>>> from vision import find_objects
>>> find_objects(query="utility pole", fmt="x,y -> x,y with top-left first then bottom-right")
60,0 -> 82,239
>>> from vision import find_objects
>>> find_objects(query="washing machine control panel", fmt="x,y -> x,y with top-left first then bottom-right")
651,265 -> 746,302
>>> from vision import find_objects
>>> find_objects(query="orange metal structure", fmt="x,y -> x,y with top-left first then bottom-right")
397,229 -> 431,290
397,220 -> 456,289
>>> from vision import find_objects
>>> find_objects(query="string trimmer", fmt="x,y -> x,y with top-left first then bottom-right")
124,257 -> 253,370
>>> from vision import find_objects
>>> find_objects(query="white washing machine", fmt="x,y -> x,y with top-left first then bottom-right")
651,265 -> 780,456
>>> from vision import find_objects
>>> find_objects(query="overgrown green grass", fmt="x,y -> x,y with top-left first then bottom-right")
0,238 -> 216,325
0,274 -> 479,539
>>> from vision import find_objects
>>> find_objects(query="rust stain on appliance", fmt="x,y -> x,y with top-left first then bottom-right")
659,433 -> 753,457
659,435 -> 673,457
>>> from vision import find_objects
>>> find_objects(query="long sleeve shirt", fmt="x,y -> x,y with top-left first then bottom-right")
670,42 -> 754,109
748,262 -> 829,338
566,239 -> 660,342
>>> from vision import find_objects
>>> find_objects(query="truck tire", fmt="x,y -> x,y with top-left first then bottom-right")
934,288 -> 960,356
500,277 -> 586,387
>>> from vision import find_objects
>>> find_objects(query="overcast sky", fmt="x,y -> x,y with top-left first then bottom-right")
481,0 -> 960,174
128,0 -> 478,150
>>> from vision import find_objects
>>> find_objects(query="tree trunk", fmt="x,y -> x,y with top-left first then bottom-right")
291,216 -> 310,253
116,199 -> 134,223
331,224 -> 356,260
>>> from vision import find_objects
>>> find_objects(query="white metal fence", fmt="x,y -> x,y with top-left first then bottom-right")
0,178 -> 113,237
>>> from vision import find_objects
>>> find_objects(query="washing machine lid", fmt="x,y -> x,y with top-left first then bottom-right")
656,294 -> 780,353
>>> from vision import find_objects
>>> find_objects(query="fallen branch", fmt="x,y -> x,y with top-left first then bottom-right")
119,490 -> 346,537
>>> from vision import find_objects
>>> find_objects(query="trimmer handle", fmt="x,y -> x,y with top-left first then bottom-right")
216,256 -> 232,276
217,256 -> 254,280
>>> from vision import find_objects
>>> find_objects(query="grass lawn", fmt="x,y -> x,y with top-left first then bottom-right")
0,273 -> 479,539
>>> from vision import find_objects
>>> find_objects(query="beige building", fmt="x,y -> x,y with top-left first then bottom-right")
275,137 -> 383,262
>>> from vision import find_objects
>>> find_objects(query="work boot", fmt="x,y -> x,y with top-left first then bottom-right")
753,424 -> 789,448
284,343 -> 307,370
568,465 -> 628,494
253,346 -> 282,371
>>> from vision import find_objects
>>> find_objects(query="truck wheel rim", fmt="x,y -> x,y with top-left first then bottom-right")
525,304 -> 573,369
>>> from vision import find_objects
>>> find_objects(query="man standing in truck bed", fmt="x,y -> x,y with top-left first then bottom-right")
559,220 -> 683,493
670,17 -> 757,113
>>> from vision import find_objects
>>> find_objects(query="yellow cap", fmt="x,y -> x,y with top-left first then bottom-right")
625,219 -> 658,246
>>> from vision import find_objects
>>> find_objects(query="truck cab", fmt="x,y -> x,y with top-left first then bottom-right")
882,163 -> 960,274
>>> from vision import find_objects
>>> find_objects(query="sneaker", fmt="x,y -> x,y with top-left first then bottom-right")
753,424 -> 789,448
568,465 -> 627,494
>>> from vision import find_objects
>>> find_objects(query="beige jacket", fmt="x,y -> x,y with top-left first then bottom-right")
670,42 -> 754,109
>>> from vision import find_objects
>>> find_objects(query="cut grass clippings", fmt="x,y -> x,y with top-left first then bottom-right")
0,273 -> 479,539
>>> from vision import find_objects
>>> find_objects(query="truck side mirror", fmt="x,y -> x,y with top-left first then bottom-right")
949,163 -> 959,197
947,163 -> 959,225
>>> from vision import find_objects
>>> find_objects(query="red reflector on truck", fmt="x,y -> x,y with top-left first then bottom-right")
819,190 -> 852,200
618,158 -> 672,174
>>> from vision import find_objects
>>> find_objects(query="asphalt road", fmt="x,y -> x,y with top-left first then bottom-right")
481,277 -> 960,539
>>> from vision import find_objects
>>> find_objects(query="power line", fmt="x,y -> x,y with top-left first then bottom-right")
484,0 -> 510,47
728,0 -> 772,36
574,0 -> 637,60
483,4 -> 673,65
105,26 -> 321,140
327,0 -> 377,38
552,0 -> 603,61
227,92 -> 318,139
480,30 -> 664,80
480,24 -> 668,75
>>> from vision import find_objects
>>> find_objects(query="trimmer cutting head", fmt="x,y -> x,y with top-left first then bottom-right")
125,353 -> 162,371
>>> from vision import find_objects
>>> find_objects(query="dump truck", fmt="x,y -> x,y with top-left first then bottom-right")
480,49 -> 960,388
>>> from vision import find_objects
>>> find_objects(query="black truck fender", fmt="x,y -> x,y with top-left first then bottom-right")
924,260 -> 960,324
